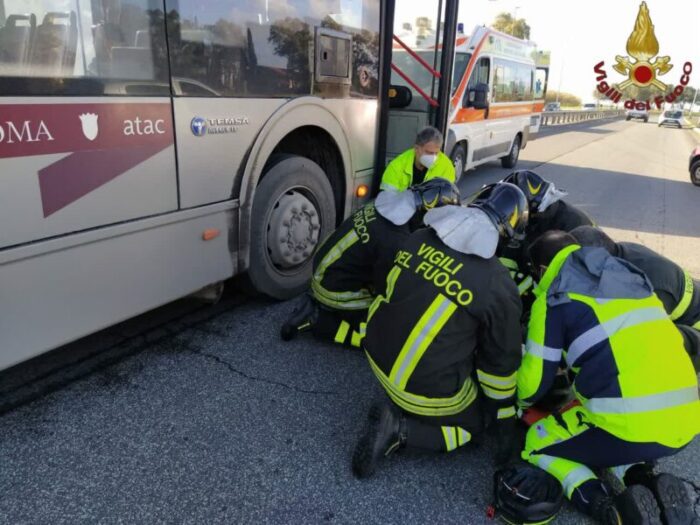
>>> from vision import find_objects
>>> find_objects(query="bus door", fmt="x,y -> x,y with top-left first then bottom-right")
0,0 -> 178,250
375,0 -> 458,178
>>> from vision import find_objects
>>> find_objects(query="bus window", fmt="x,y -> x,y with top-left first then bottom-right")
164,0 -> 379,98
0,0 -> 169,96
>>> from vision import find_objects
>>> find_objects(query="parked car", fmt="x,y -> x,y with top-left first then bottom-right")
690,146 -> 700,186
545,102 -> 561,112
626,108 -> 649,122
659,110 -> 684,128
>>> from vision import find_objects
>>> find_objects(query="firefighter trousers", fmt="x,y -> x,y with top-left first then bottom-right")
396,393 -> 485,453
313,306 -> 367,348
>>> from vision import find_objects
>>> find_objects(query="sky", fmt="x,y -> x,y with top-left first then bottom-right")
461,0 -> 700,101
399,0 -> 700,102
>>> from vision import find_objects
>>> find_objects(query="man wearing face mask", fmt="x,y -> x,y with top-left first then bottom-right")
380,126 -> 456,192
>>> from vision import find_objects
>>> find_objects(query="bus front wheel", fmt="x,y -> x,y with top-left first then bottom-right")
247,155 -> 336,300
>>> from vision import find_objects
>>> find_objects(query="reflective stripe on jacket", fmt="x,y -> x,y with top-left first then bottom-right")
380,148 -> 455,192
365,228 -> 522,417
311,203 -> 410,310
517,245 -> 700,448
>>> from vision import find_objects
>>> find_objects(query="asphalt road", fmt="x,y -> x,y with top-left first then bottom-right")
1,118 -> 699,525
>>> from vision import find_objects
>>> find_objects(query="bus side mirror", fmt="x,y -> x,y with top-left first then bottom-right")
471,82 -> 489,110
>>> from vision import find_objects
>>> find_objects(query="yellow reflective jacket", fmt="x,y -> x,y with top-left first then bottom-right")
380,148 -> 455,192
517,245 -> 700,448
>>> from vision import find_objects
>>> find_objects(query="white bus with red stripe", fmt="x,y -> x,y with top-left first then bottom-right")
0,0 -> 461,370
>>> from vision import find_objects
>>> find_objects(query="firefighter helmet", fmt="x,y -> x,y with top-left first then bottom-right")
471,182 -> 529,241
501,170 -> 552,213
411,178 -> 461,212
493,464 -> 564,525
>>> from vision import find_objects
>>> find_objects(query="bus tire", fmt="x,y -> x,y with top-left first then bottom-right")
501,135 -> 521,169
450,143 -> 467,183
247,155 -> 336,300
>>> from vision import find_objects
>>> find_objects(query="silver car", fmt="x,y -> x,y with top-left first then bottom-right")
658,110 -> 684,128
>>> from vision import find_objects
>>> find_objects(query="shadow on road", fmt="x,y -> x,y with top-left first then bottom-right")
460,162 -> 699,238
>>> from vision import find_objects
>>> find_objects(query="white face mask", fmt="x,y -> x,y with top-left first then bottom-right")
419,153 -> 438,169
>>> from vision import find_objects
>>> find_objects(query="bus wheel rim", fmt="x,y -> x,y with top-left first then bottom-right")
267,189 -> 321,269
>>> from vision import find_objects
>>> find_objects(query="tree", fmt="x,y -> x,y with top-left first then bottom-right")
491,12 -> 531,40
545,90 -> 581,107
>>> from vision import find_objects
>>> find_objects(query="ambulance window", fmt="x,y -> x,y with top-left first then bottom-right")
535,67 -> 548,99
451,52 -> 471,95
492,58 -> 532,103
0,0 -> 169,96
463,56 -> 489,105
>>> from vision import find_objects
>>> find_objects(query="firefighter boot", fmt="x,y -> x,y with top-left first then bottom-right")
280,294 -> 318,341
352,401 -> 406,479
615,485 -> 663,525
589,491 -> 622,525
625,465 -> 699,525
647,473 -> 700,525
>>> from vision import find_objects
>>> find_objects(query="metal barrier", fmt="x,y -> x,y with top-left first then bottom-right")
541,110 -> 626,126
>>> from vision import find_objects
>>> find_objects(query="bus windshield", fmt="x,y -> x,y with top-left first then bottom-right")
392,50 -> 471,101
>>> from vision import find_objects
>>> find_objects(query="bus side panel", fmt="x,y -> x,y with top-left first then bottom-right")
174,98 -> 286,209
0,98 -> 178,249
0,204 -> 236,371
175,97 -> 376,210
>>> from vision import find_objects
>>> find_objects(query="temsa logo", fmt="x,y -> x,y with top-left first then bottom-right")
0,120 -> 54,143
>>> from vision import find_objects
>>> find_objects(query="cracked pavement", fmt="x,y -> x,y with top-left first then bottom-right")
0,120 -> 699,524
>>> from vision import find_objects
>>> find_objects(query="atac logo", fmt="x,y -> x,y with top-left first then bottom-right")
191,117 -> 207,137
79,113 -> 99,141
593,2 -> 692,110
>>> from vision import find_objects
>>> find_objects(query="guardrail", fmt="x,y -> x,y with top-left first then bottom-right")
541,110 -> 626,126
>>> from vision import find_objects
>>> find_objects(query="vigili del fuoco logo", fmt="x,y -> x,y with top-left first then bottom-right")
592,1 -> 692,110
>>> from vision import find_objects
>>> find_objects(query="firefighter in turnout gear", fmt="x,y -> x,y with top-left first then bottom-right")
518,231 -> 700,525
280,179 -> 461,348
496,170 -> 595,301
502,170 -> 594,245
380,126 -> 456,192
352,183 -> 529,479
571,225 -> 700,371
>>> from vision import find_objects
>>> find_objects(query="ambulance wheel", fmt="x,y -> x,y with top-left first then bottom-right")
501,135 -> 521,169
450,143 -> 466,183
248,155 -> 336,300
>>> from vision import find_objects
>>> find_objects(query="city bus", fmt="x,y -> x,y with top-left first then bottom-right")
388,25 -> 549,179
0,0 -> 458,370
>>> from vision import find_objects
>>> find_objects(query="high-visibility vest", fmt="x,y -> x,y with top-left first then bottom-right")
519,245 -> 700,448
380,149 -> 455,192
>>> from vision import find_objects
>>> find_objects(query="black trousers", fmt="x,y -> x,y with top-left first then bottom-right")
312,306 -> 367,348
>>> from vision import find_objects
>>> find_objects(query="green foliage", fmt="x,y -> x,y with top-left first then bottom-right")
545,90 -> 581,107
491,12 -> 531,40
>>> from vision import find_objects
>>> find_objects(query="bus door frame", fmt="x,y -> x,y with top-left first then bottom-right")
372,0 -> 459,194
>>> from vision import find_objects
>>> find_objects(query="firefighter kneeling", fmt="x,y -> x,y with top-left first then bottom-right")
280,179 -> 460,348
352,182 -> 529,478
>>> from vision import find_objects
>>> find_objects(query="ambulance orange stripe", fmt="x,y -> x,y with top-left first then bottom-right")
453,103 -> 537,124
